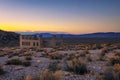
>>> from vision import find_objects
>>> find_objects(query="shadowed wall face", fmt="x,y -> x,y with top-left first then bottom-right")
20,35 -> 63,48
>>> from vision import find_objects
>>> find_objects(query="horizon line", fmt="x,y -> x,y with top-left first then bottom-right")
0,29 -> 120,35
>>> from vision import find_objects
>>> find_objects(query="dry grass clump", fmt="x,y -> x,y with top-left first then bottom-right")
5,49 -> 14,54
113,64 -> 120,80
102,64 -> 120,80
22,61 -> 31,67
76,50 -> 89,57
25,70 -> 64,80
17,50 -> 32,57
86,55 -> 92,62
99,52 -> 106,61
66,53 -> 75,60
92,44 -> 97,49
48,61 -> 61,72
0,52 -> 7,57
0,66 -> 5,75
40,70 -> 63,80
103,67 -> 114,80
6,58 -> 22,65
8,52 -> 20,58
6,58 -> 31,67
25,56 -> 32,60
83,50 -> 89,54
66,58 -> 88,75
48,52 -> 63,60
79,52 -> 86,57
101,48 -> 108,54
92,44 -> 102,49
35,48 -> 45,52
0,49 -> 16,57
115,52 -> 120,57
108,56 -> 120,65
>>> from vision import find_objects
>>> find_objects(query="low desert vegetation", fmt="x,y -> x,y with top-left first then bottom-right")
22,61 -> 31,67
6,58 -> 22,65
108,55 -> 120,66
113,64 -> 120,80
83,49 -> 89,54
101,48 -> 108,54
86,55 -> 92,62
0,38 -> 120,80
66,58 -> 88,75
103,67 -> 114,80
115,52 -> 120,57
6,58 -> 31,67
48,52 -> 63,60
0,66 -> 5,75
79,51 -> 87,57
65,53 -> 75,60
99,51 -> 106,61
102,64 -> 120,80
24,69 -> 64,80
25,56 -> 32,60
48,61 -> 61,72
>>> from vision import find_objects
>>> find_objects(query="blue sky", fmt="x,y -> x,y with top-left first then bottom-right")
0,0 -> 120,34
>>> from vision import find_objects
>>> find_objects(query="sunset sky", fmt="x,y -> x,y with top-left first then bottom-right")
0,0 -> 120,34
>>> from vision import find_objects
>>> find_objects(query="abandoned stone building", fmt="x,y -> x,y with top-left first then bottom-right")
20,34 -> 63,48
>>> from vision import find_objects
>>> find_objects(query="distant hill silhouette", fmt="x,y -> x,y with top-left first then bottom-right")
0,30 -> 120,47
35,32 -> 120,38
0,30 -> 19,47
18,32 -> 120,38
78,32 -> 120,38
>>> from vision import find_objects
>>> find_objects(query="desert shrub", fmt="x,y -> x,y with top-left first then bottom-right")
6,58 -> 31,67
99,56 -> 104,61
100,52 -> 106,57
41,52 -> 49,57
36,48 -> 45,52
22,61 -> 31,67
15,75 -> 26,80
25,70 -> 64,80
99,52 -> 106,61
66,58 -> 88,75
87,55 -> 92,62
40,70 -> 63,80
113,64 -> 120,80
115,52 -> 120,57
83,50 -> 89,54
66,53 -> 75,60
0,51 -> 8,57
79,50 -> 89,57
0,66 -> 5,75
103,67 -> 114,80
103,64 -> 120,80
6,58 -> 22,65
92,44 -> 97,49
49,52 -> 63,60
101,48 -> 108,54
19,53 -> 31,57
92,44 -> 102,49
25,56 -> 32,60
48,61 -> 61,72
8,52 -> 20,58
79,52 -> 86,57
108,56 -> 120,65
64,53 -> 68,56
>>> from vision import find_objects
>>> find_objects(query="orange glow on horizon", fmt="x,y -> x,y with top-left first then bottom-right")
0,20 -> 120,34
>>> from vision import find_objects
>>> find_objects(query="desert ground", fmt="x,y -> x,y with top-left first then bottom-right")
0,38 -> 120,80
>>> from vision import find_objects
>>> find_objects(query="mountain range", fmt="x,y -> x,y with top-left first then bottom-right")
18,32 -> 120,38
0,30 -> 120,47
